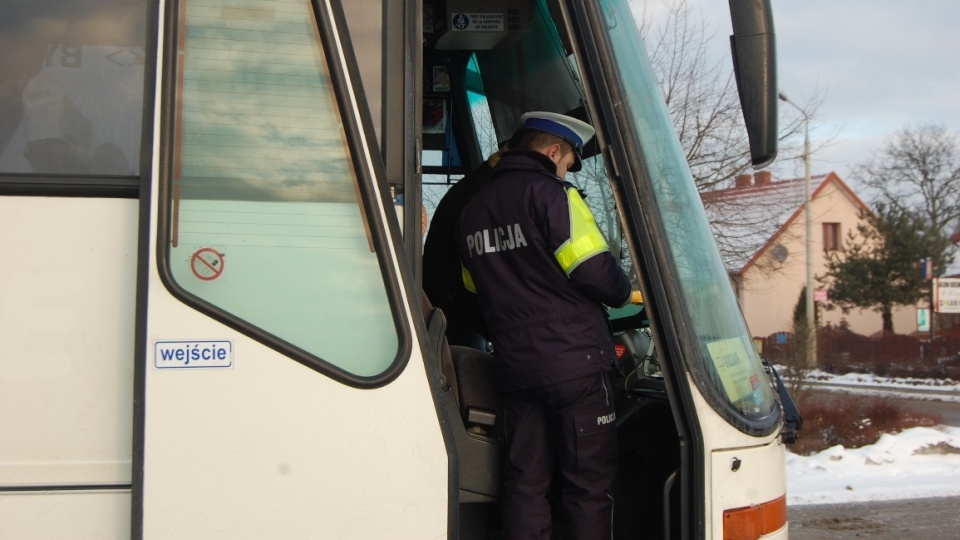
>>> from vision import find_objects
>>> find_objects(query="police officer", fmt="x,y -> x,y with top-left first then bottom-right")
458,112 -> 643,539
422,148 -> 505,349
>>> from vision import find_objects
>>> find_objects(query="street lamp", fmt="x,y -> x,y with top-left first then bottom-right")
778,91 -> 817,368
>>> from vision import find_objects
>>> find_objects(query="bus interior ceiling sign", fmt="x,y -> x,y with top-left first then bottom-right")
451,13 -> 504,32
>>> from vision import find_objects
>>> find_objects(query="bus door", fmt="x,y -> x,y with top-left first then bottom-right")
417,1 -> 787,538
135,0 -> 450,537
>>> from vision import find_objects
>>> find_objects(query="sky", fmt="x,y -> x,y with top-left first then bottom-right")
645,0 -> 960,193
785,369 -> 960,505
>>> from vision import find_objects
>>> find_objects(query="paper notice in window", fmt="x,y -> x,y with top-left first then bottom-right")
706,337 -> 760,403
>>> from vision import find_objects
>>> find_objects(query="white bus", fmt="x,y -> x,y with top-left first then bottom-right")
0,0 -> 790,538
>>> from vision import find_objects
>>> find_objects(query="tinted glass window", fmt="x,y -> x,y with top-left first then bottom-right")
0,0 -> 145,175
166,0 -> 399,378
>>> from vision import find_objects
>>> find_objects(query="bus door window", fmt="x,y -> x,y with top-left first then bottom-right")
162,0 -> 400,381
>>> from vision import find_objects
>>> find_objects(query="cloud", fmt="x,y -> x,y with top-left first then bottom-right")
656,0 -> 960,182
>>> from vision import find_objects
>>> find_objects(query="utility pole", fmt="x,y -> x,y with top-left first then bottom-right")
779,91 -> 817,368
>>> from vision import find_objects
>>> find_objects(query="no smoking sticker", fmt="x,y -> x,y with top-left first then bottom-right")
191,247 -> 225,281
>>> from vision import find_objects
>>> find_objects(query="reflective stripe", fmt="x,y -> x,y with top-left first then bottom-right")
554,188 -> 609,275
462,265 -> 477,293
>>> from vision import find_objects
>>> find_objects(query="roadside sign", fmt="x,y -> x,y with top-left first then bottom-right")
934,278 -> 960,313
921,258 -> 934,280
814,289 -> 828,303
917,308 -> 930,332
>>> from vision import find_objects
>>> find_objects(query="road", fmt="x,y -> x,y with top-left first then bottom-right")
788,496 -> 960,540
899,394 -> 960,426
803,380 -> 960,427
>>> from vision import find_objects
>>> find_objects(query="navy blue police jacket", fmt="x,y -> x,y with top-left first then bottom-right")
458,151 -> 632,391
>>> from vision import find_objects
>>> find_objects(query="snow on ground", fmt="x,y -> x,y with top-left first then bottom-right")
785,369 -> 960,505
787,425 -> 960,505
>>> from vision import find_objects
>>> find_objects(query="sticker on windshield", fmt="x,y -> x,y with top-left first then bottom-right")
706,337 -> 760,403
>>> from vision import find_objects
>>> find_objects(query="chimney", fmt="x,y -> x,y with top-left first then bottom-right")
755,170 -> 772,186
735,174 -> 752,189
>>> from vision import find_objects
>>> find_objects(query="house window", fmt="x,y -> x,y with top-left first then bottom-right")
823,222 -> 841,251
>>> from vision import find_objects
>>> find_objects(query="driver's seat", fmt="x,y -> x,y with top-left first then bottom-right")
449,345 -> 499,432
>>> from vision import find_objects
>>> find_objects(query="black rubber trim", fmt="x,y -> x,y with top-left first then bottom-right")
0,484 -> 132,492
0,175 -> 138,198
131,1 -> 161,539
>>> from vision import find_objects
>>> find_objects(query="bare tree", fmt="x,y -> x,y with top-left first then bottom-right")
639,0 -> 747,192
638,0 -> 814,190
637,0 -> 820,269
855,124 -> 960,242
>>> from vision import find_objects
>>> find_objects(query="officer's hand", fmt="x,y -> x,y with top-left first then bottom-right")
630,290 -> 644,305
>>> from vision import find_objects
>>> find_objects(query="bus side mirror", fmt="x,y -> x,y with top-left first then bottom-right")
728,0 -> 778,168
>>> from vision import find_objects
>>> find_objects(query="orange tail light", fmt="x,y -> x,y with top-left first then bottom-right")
723,495 -> 787,540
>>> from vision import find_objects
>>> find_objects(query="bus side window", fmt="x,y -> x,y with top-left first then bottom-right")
0,1 -> 145,176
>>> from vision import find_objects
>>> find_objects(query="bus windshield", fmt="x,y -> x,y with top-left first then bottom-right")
595,0 -> 777,426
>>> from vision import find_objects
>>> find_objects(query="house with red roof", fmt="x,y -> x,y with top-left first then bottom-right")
702,171 -> 917,339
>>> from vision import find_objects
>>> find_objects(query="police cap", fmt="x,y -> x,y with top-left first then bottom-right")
520,111 -> 595,172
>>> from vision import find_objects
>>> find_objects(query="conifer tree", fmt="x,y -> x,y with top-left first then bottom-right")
819,204 -> 950,332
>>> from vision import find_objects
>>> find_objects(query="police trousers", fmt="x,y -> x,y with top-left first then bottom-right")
499,371 -> 618,540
